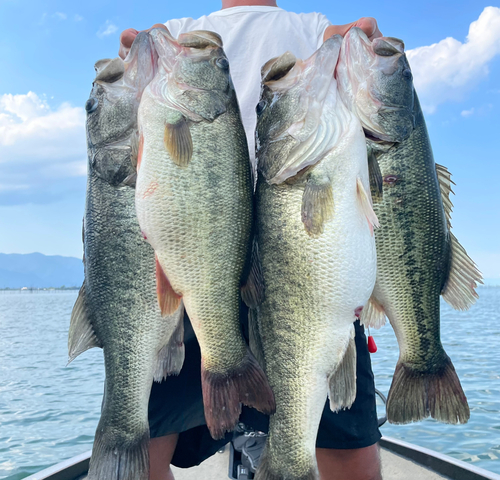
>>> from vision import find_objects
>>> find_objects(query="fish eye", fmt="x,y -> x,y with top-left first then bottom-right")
402,69 -> 413,81
215,57 -> 229,70
256,100 -> 267,115
85,98 -> 99,113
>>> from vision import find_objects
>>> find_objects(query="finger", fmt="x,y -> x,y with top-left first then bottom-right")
146,23 -> 169,33
323,17 -> 383,42
119,28 -> 139,59
323,22 -> 356,42
120,28 -> 139,49
355,17 -> 383,41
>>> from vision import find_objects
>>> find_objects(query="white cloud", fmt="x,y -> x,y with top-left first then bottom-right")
407,6 -> 500,113
0,92 -> 86,203
40,12 -> 69,24
97,20 -> 118,38
461,108 -> 474,117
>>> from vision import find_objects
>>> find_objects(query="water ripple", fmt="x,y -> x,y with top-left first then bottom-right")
1,288 -> 500,477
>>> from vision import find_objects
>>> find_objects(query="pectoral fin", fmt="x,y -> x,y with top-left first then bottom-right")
301,172 -> 334,237
164,119 -> 193,167
356,178 -> 379,235
156,256 -> 182,316
68,285 -> 102,363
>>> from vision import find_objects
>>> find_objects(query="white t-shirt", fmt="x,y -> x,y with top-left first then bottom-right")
165,6 -> 331,161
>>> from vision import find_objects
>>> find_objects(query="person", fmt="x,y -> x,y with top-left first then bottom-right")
119,2 -> 383,479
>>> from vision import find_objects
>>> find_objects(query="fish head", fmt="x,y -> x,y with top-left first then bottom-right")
336,27 -> 415,144
256,36 -> 343,183
150,29 -> 233,122
86,31 -> 158,186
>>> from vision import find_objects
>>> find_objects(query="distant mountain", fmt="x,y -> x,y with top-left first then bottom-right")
0,253 -> 84,289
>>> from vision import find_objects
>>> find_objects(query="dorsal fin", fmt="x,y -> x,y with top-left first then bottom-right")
435,163 -> 483,310
435,163 -> 455,227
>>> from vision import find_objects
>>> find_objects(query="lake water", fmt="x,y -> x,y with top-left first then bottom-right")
0,288 -> 499,479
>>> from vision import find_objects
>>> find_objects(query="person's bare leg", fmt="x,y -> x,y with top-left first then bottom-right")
316,444 -> 382,480
150,434 -> 179,480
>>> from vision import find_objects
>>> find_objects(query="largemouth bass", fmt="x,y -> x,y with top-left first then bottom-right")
336,27 -> 482,425
68,32 -> 184,480
253,36 -> 377,480
135,28 -> 275,440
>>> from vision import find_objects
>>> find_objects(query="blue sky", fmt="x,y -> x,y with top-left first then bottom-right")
0,0 -> 499,280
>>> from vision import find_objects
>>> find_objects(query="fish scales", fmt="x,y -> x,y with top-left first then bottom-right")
336,28 -> 480,425
373,101 -> 451,369
138,96 -> 251,368
69,32 -> 184,480
253,36 -> 377,480
135,28 -> 275,440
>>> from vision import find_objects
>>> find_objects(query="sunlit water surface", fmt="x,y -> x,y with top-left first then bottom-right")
0,288 -> 499,479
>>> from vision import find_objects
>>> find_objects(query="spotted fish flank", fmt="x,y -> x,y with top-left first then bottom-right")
69,31 -> 185,480
337,27 -> 482,426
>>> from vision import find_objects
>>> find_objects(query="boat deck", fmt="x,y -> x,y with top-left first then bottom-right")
171,448 -> 448,480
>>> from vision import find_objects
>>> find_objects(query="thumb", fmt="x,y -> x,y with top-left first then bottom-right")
324,17 -> 382,42
119,28 -> 139,59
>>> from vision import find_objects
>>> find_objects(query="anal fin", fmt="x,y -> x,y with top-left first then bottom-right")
241,238 -> 265,308
153,304 -> 186,381
356,177 -> 379,235
248,307 -> 266,370
368,147 -> 383,203
328,332 -> 357,412
68,284 -> 102,363
156,256 -> 182,316
301,172 -> 334,237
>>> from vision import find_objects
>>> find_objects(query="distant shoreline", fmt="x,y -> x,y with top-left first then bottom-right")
0,287 -> 80,292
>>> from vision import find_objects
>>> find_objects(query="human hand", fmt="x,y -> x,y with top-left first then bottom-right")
119,24 -> 168,59
323,17 -> 382,42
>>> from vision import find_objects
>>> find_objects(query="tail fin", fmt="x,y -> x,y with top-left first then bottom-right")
202,351 -> 275,440
87,428 -> 149,480
387,355 -> 469,424
255,450 -> 319,480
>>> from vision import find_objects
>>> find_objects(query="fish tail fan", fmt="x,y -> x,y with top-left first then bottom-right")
328,334 -> 357,412
153,305 -> 185,381
87,428 -> 149,480
387,355 -> 469,425
255,451 -> 319,480
201,350 -> 276,440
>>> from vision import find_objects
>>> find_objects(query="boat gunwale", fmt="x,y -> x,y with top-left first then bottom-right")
380,436 -> 500,480
21,437 -> 500,480
22,451 -> 90,480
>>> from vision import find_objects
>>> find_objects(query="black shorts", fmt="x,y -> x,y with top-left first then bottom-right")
148,313 -> 381,468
